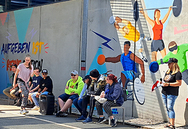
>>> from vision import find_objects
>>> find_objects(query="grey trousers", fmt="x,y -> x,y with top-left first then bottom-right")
17,80 -> 29,108
96,100 -> 118,117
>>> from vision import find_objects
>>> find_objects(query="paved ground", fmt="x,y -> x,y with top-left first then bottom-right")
0,105 -> 139,129
0,94 -> 188,129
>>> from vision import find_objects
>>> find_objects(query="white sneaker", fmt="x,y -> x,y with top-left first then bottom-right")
20,110 -> 23,114
22,109 -> 29,115
32,106 -> 39,111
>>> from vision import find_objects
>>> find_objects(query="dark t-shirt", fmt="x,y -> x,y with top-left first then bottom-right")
12,73 -> 18,84
162,71 -> 182,96
39,76 -> 53,93
32,75 -> 42,92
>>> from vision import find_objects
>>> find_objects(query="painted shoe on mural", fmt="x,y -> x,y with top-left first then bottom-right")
186,98 -> 188,103
142,56 -> 148,63
151,80 -> 159,91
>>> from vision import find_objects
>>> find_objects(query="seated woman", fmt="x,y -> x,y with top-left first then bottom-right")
73,75 -> 91,120
95,74 -> 124,127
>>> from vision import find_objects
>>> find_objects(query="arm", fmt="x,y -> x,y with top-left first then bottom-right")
79,83 -> 87,99
140,9 -> 155,27
10,84 -> 18,92
161,6 -> 172,24
69,81 -> 84,95
157,53 -> 171,65
163,80 -> 182,87
13,69 -> 19,87
130,53 -> 145,83
30,84 -> 33,90
31,85 -> 40,92
105,85 -> 121,101
105,55 -> 121,63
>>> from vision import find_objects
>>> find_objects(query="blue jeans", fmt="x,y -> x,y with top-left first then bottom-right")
31,91 -> 49,107
162,94 -> 177,119
73,98 -> 83,114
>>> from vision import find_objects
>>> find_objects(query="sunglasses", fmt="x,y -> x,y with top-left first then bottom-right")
169,45 -> 177,52
71,74 -> 76,76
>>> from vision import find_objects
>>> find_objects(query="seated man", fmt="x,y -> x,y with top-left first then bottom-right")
28,67 -> 42,106
31,69 -> 53,110
3,64 -> 19,102
56,70 -> 84,117
81,69 -> 106,123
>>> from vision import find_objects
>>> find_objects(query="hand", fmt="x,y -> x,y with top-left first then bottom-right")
140,8 -> 145,15
10,88 -> 13,92
78,98 -> 81,100
19,89 -> 22,93
65,86 -> 69,89
115,16 -> 122,23
100,94 -> 105,98
29,90 -> 33,93
169,6 -> 173,10
140,75 -> 145,83
70,92 -> 75,95
163,82 -> 169,87
36,93 -> 41,98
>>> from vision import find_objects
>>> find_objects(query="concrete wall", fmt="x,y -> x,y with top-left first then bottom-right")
0,0 -> 83,98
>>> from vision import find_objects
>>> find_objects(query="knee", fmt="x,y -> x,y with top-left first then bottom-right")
167,105 -> 174,112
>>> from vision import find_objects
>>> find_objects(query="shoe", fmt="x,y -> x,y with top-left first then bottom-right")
151,80 -> 159,91
82,117 -> 92,123
146,37 -> 152,41
20,110 -> 23,114
22,109 -> 29,115
98,117 -> 106,123
60,112 -> 68,117
32,106 -> 39,111
56,111 -> 63,117
111,118 -> 117,127
142,56 -> 148,62
76,115 -> 86,121
186,98 -> 188,103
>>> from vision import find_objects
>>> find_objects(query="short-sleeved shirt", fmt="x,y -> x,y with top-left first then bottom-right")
39,76 -> 53,93
17,63 -> 33,83
162,71 -> 182,96
31,75 -> 42,91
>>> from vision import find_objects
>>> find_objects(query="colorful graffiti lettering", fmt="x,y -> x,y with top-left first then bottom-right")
7,59 -> 22,71
1,42 -> 31,54
23,59 -> 43,71
32,41 -> 44,55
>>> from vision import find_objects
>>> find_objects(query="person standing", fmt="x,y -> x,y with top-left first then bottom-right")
13,54 -> 34,114
140,7 -> 172,61
162,58 -> 182,129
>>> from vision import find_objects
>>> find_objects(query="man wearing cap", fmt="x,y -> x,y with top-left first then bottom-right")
81,69 -> 106,123
157,41 -> 188,103
3,64 -> 19,101
56,70 -> 84,117
31,69 -> 53,110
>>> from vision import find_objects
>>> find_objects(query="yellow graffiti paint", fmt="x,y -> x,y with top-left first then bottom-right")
32,41 -> 44,54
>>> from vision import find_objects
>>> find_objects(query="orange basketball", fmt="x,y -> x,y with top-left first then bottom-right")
97,54 -> 105,65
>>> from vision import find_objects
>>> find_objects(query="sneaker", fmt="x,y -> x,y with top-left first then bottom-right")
111,118 -> 117,127
142,56 -> 148,62
82,117 -> 92,123
32,106 -> 39,111
151,80 -> 159,91
22,109 -> 29,115
186,98 -> 188,103
56,111 -> 63,117
60,112 -> 68,117
20,110 -> 23,114
146,37 -> 152,41
98,117 -> 106,123
76,115 -> 86,121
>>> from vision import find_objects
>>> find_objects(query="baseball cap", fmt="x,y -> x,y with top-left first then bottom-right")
83,75 -> 91,81
11,63 -> 17,68
165,58 -> 178,64
71,70 -> 78,75
42,69 -> 48,74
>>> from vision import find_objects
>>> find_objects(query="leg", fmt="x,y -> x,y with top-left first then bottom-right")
167,95 -> 177,126
61,94 -> 79,112
31,92 -> 40,106
160,48 -> 166,58
103,101 -> 118,118
10,87 -> 19,99
18,82 -> 29,109
82,95 -> 90,117
95,101 -> 103,117
136,37 -> 148,62
121,72 -> 127,88
88,96 -> 96,118
3,86 -> 14,99
58,93 -> 70,111
73,98 -> 82,114
151,51 -> 157,62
